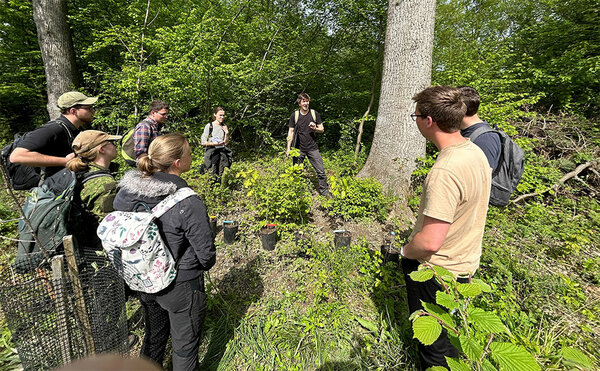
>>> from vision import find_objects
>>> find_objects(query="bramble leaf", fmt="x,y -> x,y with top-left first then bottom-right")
423,301 -> 456,329
425,367 -> 447,371
561,346 -> 594,369
446,357 -> 470,371
467,308 -> 509,335
472,278 -> 492,293
459,335 -> 483,361
456,282 -> 482,297
490,342 -> 540,371
410,269 -> 434,282
412,315 -> 442,346
436,291 -> 459,310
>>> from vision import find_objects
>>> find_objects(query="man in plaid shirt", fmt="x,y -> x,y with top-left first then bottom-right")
133,100 -> 170,160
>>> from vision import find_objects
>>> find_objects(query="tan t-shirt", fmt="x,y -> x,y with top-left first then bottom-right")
409,139 -> 492,276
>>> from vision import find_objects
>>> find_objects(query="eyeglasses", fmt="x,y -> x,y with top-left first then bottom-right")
410,113 -> 428,121
156,111 -> 169,117
76,105 -> 96,112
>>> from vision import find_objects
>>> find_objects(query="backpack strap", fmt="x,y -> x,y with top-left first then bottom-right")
467,123 -> 495,142
294,110 -> 299,125
209,122 -> 213,138
310,109 -> 316,122
151,187 -> 197,218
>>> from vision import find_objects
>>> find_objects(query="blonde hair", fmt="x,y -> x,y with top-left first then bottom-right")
137,133 -> 189,177
66,146 -> 102,172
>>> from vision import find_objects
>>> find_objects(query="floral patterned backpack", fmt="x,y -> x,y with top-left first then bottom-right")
97,187 -> 197,293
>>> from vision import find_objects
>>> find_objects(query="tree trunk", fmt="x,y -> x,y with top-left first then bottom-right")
358,0 -> 436,201
32,0 -> 79,119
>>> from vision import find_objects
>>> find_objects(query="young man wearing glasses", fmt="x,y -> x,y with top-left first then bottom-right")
402,86 -> 491,370
10,91 -> 98,179
132,100 -> 170,161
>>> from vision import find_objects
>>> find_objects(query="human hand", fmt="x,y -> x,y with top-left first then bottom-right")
309,122 -> 316,130
222,125 -> 229,135
65,152 -> 76,162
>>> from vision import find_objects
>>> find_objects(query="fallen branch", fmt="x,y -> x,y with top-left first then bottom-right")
513,161 -> 598,204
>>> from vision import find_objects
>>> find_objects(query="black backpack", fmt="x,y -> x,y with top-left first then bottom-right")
0,120 -> 72,190
469,123 -> 525,206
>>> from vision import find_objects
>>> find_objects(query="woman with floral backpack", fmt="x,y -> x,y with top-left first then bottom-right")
112,133 -> 216,370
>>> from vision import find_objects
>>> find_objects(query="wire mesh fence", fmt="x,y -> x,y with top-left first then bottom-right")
0,246 -> 128,370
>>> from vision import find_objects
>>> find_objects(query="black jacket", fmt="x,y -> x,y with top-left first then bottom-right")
113,170 -> 216,282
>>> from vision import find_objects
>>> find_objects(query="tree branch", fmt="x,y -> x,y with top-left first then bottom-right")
513,161 -> 597,204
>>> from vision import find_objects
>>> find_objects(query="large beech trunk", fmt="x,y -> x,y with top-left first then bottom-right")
32,0 -> 79,119
358,0 -> 436,202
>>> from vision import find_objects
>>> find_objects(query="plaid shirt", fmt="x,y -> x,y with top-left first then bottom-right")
133,117 -> 162,157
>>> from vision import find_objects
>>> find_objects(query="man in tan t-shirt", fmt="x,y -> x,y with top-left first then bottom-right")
401,86 -> 492,370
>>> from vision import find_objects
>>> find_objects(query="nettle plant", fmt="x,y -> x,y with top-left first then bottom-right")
408,263 -> 595,371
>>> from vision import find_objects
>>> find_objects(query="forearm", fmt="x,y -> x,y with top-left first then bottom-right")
9,148 -> 71,167
402,233 -> 439,260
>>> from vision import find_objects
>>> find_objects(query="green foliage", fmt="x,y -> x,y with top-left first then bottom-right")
239,158 -> 312,224
322,176 -> 393,221
0,325 -> 19,370
409,263 -> 540,370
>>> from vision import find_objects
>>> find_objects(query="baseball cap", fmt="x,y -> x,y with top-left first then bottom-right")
72,130 -> 122,154
57,91 -> 98,109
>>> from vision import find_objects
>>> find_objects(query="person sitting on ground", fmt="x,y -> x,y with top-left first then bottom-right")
200,106 -> 233,177
113,133 -> 216,370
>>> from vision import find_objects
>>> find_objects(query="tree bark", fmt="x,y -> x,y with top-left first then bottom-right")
32,0 -> 79,119
358,0 -> 436,201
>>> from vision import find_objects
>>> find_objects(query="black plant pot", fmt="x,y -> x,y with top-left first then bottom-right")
223,221 -> 238,244
333,230 -> 351,248
259,224 -> 277,251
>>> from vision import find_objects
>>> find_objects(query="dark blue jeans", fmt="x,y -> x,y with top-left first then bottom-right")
293,149 -> 330,194
402,258 -> 468,370
139,276 -> 207,371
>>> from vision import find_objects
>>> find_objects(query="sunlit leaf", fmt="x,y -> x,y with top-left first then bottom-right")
490,342 -> 540,371
467,308 -> 508,334
472,278 -> 492,293
436,291 -> 459,310
456,283 -> 482,297
561,346 -> 594,369
423,301 -> 456,328
410,269 -> 434,282
459,335 -> 483,361
413,315 -> 442,346
446,357 -> 470,371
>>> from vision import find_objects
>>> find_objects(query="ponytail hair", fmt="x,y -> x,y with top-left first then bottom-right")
66,145 -> 102,172
137,133 -> 189,177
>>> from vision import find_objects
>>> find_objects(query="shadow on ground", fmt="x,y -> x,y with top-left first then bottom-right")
200,257 -> 264,370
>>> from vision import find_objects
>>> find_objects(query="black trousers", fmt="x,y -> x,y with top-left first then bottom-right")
293,149 -> 330,194
401,258 -> 468,370
139,276 -> 207,371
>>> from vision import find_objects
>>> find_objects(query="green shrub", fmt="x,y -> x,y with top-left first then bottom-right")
322,176 -> 393,221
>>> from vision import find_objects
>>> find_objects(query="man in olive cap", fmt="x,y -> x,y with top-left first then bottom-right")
10,91 -> 98,178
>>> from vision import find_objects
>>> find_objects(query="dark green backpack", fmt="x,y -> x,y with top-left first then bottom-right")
14,169 -> 102,273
